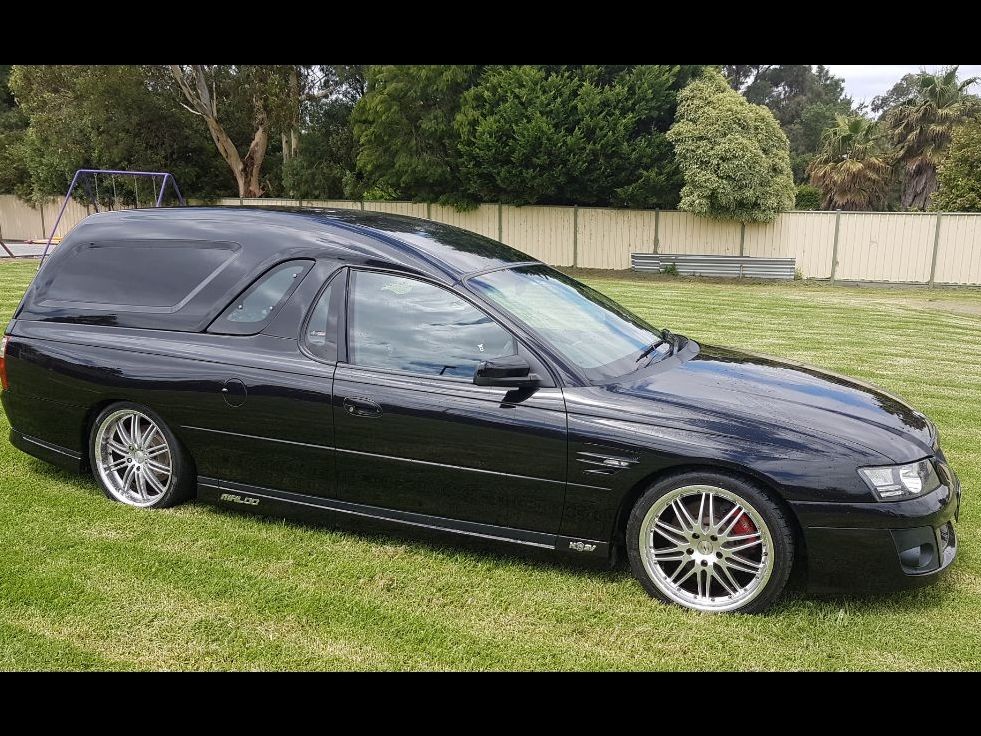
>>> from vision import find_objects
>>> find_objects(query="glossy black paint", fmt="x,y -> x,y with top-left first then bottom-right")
2,207 -> 961,593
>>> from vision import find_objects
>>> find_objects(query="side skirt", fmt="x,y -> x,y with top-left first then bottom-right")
197,477 -> 609,561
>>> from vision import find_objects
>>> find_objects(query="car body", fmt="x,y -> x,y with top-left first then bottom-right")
1,207 -> 962,613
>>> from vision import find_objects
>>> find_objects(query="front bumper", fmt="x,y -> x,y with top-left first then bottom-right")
790,472 -> 961,593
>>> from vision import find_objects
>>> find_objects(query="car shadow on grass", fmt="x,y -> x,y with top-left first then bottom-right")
190,499 -> 958,617
31,460 -> 954,616
194,497 -> 624,582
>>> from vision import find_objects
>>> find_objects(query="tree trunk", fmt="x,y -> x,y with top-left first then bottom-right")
286,65 -> 301,161
242,101 -> 269,197
170,65 -> 273,199
901,164 -> 937,210
202,116 -> 249,197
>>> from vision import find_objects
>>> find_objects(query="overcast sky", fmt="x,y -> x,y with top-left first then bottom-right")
826,65 -> 981,104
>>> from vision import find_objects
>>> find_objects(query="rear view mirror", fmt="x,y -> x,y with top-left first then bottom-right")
474,355 -> 541,388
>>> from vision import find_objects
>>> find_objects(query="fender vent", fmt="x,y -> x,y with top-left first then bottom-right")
576,450 -> 639,475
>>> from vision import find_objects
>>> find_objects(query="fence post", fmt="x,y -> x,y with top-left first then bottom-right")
39,201 -> 46,241
360,200 -> 365,211
572,205 -> 579,268
929,213 -> 943,287
830,209 -> 842,284
654,209 -> 660,254
298,198 -> 303,209
739,222 -> 746,256
497,203 -> 503,243
426,202 -> 432,220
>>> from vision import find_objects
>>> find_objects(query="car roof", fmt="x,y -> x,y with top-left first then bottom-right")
77,206 -> 537,282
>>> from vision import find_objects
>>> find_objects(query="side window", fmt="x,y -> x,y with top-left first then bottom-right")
302,273 -> 341,361
209,260 -> 312,335
348,270 -> 517,378
37,240 -> 238,310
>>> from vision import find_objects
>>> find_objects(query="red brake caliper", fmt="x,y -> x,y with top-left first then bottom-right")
731,513 -> 757,536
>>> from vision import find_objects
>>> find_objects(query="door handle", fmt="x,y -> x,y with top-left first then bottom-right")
343,396 -> 383,418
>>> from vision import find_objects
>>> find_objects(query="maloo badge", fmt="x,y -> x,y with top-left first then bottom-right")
220,492 -> 259,506
568,541 -> 597,552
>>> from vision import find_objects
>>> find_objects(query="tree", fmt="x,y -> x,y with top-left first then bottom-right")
0,64 -> 30,197
933,117 -> 981,211
8,65 -> 232,202
351,65 -> 483,204
169,65 -> 295,198
455,65 -> 696,207
282,67 -> 367,200
666,67 -> 795,222
735,65 -> 855,182
807,114 -> 892,210
884,66 -> 980,209
723,65 -> 772,91
870,74 -> 918,117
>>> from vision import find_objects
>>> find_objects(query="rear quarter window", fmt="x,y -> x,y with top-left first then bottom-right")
37,240 -> 239,312
208,260 -> 313,336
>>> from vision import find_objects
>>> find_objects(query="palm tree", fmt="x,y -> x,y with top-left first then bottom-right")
885,66 -> 980,209
807,114 -> 892,210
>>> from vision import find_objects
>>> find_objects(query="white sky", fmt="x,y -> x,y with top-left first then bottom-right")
826,65 -> 981,105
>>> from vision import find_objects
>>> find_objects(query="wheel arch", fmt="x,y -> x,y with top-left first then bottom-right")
611,461 -> 808,582
81,399 -> 197,483
80,399 -> 125,471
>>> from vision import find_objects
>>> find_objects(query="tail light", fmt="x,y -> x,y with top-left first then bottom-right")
0,336 -> 9,391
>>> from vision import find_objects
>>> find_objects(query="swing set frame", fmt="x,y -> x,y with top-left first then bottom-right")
39,169 -> 186,266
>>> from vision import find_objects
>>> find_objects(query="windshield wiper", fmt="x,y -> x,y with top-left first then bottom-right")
635,338 -> 666,362
636,329 -> 682,365
661,328 -> 682,356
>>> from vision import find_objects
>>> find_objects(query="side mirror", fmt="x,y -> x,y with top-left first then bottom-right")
474,355 -> 541,388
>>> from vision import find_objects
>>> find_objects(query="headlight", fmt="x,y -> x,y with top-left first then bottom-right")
858,459 -> 941,501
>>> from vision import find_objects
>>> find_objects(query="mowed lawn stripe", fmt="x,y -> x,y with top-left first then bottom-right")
1,259 -> 980,670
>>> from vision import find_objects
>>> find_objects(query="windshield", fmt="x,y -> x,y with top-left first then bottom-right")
468,265 -> 672,382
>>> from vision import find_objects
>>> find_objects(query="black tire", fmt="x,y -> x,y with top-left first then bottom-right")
625,470 -> 795,614
88,401 -> 194,509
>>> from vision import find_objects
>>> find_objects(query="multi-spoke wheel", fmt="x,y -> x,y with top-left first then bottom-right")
89,402 -> 193,509
626,472 -> 794,614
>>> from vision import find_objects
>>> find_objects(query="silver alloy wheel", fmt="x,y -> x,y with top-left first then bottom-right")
94,409 -> 172,507
638,484 -> 774,612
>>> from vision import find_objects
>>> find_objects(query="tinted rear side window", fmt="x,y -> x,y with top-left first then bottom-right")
209,260 -> 313,335
38,240 -> 238,310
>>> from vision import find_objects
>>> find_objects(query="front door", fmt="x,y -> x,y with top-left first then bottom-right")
331,269 -> 568,534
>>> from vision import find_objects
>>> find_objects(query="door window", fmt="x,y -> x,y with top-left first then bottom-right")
348,271 -> 516,378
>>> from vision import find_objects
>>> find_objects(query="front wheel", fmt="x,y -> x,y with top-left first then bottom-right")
626,471 -> 795,613
89,402 -> 194,508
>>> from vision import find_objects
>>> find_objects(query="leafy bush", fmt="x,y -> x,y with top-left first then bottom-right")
666,68 -> 795,222
933,117 -> 981,212
455,65 -> 696,208
794,184 -> 822,210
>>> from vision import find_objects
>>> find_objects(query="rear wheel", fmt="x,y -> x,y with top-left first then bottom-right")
626,471 -> 794,613
89,402 -> 193,508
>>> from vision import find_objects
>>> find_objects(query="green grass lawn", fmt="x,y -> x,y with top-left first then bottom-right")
2,258 -> 980,671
